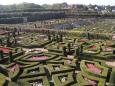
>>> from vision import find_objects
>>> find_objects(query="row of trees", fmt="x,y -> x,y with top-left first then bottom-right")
63,42 -> 83,58
0,17 -> 24,24
2,25 -> 114,42
0,28 -> 19,47
3,27 -> 113,40
50,34 -> 63,42
0,12 -> 65,24
0,2 -> 42,11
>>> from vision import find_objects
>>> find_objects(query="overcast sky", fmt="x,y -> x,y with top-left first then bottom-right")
0,0 -> 115,5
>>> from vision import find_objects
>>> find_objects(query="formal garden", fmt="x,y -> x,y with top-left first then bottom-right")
0,28 -> 114,86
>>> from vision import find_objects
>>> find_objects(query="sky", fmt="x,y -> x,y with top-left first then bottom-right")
0,0 -> 115,5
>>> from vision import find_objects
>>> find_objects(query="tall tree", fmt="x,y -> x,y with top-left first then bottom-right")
0,50 -> 3,59
63,46 -> 67,56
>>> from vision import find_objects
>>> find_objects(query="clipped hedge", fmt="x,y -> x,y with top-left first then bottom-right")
20,64 -> 45,78
80,60 -> 108,78
52,72 -> 74,86
20,76 -> 50,86
47,64 -> 74,75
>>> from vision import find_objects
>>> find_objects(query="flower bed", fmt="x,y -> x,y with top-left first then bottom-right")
86,63 -> 102,74
78,39 -> 88,42
29,56 -> 48,61
59,75 -> 68,83
23,48 -> 48,53
59,42 -> 65,47
88,45 -> 96,49
84,77 -> 97,86
81,60 -> 108,79
29,79 -> 43,86
0,31 -> 8,35
66,60 -> 72,64
103,47 -> 113,52
0,48 -> 11,53
8,64 -> 19,73
52,72 -> 74,86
